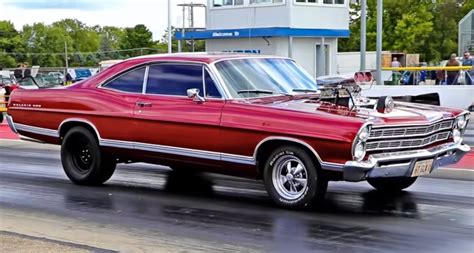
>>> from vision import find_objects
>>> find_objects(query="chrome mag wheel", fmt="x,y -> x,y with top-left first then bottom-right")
272,155 -> 308,200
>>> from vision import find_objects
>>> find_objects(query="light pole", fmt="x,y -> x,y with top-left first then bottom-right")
168,0 -> 172,54
360,0 -> 367,71
375,0 -> 383,85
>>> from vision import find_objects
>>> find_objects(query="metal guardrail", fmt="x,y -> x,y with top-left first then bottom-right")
382,66 -> 473,85
382,66 -> 472,71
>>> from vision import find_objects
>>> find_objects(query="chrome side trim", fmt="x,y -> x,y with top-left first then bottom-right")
221,153 -> 256,165
253,136 -> 345,171
5,114 -> 18,134
15,123 -> 59,137
134,141 -> 221,161
58,118 -> 102,139
99,138 -> 256,165
8,119 -> 343,168
142,65 -> 150,94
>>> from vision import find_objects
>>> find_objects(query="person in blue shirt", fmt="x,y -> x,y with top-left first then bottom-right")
462,51 -> 474,85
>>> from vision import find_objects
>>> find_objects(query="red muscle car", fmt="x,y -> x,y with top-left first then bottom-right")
5,54 -> 471,209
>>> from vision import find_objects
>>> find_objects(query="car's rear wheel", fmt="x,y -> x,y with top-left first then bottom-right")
61,126 -> 116,185
367,177 -> 417,192
263,146 -> 327,209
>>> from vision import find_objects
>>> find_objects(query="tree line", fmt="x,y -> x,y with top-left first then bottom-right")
0,19 -> 203,68
1,1 -> 473,68
339,0 -> 474,63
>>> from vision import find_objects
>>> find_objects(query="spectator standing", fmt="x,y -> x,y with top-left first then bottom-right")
446,53 -> 460,85
462,51 -> 473,85
391,57 -> 402,68
65,72 -> 73,86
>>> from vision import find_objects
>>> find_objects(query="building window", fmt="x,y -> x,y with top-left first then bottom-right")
250,0 -> 283,4
323,0 -> 345,4
213,0 -> 244,7
295,0 -> 318,3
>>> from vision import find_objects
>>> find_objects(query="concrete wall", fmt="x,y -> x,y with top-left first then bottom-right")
207,0 -> 349,30
207,4 -> 290,29
291,37 -> 338,77
206,37 -> 289,56
290,4 -> 349,30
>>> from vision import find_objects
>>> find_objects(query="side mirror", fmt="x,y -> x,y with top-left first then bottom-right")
186,88 -> 206,103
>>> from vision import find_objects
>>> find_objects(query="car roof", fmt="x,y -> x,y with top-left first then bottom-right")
130,52 -> 288,64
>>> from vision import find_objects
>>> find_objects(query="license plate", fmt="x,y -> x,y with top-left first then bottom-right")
411,159 -> 433,177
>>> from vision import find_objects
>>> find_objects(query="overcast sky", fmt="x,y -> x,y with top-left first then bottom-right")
0,0 -> 207,40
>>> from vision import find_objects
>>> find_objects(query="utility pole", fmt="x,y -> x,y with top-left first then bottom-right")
177,2 -> 206,53
360,0 -> 367,71
375,0 -> 383,85
64,41 -> 69,76
168,0 -> 172,54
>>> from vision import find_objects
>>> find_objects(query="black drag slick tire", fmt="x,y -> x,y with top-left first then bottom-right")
61,126 -> 116,185
263,145 -> 327,209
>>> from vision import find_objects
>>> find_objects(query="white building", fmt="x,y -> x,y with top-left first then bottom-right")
176,0 -> 350,78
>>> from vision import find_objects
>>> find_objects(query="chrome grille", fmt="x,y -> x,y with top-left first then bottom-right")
369,119 -> 453,139
366,131 -> 450,151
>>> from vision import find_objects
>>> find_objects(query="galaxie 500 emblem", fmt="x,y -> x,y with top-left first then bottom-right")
13,103 -> 42,108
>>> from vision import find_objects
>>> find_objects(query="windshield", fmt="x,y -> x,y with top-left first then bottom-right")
0,76 -> 14,85
215,58 -> 317,98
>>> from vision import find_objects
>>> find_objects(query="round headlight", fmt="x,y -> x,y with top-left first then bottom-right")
353,141 -> 366,161
358,125 -> 371,141
453,129 -> 462,144
455,115 -> 468,129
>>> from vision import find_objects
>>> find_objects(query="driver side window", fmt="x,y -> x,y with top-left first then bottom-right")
146,64 -> 203,96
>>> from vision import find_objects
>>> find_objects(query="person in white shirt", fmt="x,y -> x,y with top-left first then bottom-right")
391,57 -> 402,68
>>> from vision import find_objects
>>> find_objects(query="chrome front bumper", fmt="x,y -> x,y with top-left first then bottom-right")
6,114 -> 18,134
343,142 -> 471,182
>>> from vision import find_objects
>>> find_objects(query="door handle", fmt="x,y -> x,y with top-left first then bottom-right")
136,101 -> 152,107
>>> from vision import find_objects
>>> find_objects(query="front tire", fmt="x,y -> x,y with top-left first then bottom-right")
263,146 -> 327,209
367,177 -> 417,192
61,126 -> 116,185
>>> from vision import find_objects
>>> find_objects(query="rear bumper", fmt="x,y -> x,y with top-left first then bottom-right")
6,114 -> 18,134
343,142 -> 471,182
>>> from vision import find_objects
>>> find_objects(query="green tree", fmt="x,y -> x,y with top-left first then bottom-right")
339,0 -> 472,63
0,20 -> 23,68
120,24 -> 154,57
22,22 -> 73,67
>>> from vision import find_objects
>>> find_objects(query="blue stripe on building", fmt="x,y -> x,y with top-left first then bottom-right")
176,27 -> 350,40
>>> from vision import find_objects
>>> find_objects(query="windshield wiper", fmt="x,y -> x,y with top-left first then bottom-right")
237,89 -> 274,94
292,88 -> 318,93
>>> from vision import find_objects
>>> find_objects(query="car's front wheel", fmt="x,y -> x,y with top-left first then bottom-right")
367,177 -> 417,192
61,126 -> 116,185
263,146 -> 327,209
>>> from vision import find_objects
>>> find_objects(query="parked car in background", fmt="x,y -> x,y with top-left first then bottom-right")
48,71 -> 65,81
0,73 -> 21,98
5,54 -> 471,209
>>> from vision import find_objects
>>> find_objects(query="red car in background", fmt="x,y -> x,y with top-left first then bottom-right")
5,54 -> 471,209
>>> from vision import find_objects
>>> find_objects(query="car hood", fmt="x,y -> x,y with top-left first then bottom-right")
248,96 -> 462,126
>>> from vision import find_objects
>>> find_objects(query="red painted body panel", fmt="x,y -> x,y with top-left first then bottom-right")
6,54 -> 466,177
133,95 -> 224,152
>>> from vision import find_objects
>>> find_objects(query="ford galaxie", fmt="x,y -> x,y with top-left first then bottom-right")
6,54 -> 471,209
